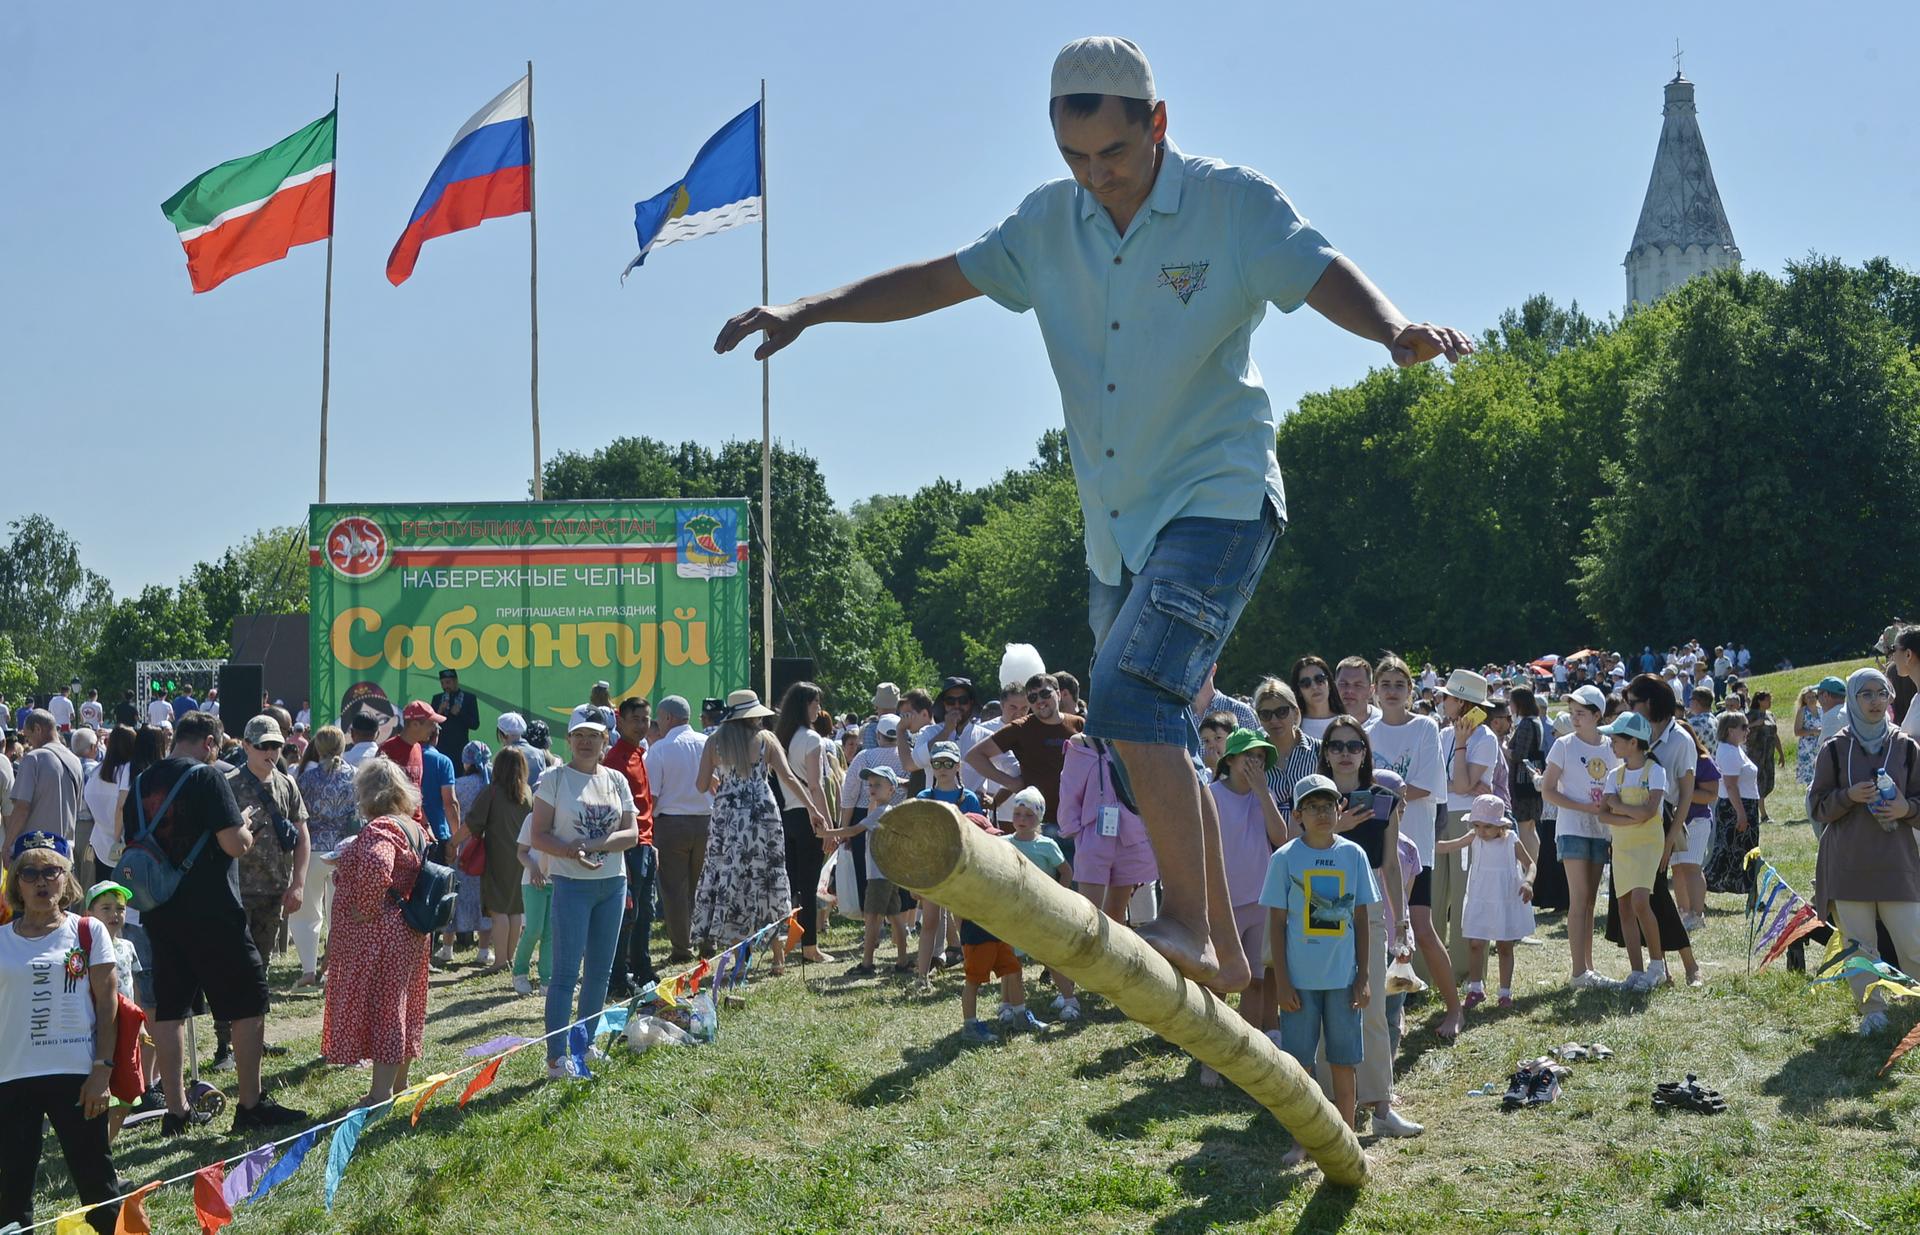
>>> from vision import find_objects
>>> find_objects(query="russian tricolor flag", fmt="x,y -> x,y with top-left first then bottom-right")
386,77 -> 531,285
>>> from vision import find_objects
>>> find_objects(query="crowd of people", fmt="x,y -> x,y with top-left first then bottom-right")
3,621 -> 1918,1228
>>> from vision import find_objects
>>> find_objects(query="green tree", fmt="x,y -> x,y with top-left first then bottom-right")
0,633 -> 36,703
1577,260 -> 1920,661
186,525 -> 310,649
82,585 -> 223,698
0,515 -> 114,691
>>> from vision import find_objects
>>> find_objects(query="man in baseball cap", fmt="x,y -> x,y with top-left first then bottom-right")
716,36 -> 1471,991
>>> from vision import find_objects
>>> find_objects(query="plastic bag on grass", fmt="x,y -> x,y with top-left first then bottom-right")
625,1015 -> 695,1053
683,991 -> 718,1044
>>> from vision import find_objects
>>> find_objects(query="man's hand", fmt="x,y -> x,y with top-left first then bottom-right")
1389,322 -> 1474,367
715,303 -> 807,361
1274,978 -> 1302,1014
1351,973 -> 1371,1010
282,884 -> 304,915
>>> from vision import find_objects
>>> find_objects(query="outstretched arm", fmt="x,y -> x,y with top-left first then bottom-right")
1304,256 -> 1473,367
715,256 -> 982,361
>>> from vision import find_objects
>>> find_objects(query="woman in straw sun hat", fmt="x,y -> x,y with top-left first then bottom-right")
1430,670 -> 1499,985
693,691 -> 830,974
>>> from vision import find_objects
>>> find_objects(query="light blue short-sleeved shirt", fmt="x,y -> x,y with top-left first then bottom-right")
956,141 -> 1340,585
1260,835 -> 1379,990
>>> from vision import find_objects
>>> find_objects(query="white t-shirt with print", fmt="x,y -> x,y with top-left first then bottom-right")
0,914 -> 115,1084
1546,734 -> 1618,841
1366,713 -> 1444,864
1439,723 -> 1500,811
533,764 -> 635,881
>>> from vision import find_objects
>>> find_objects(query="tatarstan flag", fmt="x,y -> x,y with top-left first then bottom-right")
162,112 -> 335,292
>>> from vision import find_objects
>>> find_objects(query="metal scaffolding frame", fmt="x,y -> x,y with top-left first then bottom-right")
134,658 -> 227,717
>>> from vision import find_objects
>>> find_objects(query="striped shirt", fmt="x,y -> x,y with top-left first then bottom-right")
1265,732 -> 1322,822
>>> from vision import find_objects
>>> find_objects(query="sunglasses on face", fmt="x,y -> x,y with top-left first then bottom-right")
1257,705 -> 1295,721
940,695 -> 970,707
1299,674 -> 1328,687
1027,689 -> 1055,703
1323,738 -> 1368,755
15,865 -> 64,883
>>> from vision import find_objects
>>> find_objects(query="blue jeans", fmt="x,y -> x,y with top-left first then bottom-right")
613,845 -> 659,987
1085,507 -> 1281,754
1279,983 -> 1364,1068
546,874 -> 626,1062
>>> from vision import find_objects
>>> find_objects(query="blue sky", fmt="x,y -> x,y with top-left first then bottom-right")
5,2 -> 1914,597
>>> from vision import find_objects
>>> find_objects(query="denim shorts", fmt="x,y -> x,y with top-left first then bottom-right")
1085,505 -> 1282,753
1559,833 -> 1612,865
1276,982 -> 1363,1068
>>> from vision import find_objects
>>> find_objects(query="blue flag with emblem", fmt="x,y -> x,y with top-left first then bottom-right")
622,102 -> 761,279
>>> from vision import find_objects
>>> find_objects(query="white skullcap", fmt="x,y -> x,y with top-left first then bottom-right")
1050,36 -> 1155,101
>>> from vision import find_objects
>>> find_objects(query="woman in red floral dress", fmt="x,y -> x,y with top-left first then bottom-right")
321,758 -> 431,1105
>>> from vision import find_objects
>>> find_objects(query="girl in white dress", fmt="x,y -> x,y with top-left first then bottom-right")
1434,794 -> 1536,1010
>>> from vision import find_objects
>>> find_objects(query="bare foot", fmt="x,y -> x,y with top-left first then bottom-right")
1136,916 -> 1220,985
1206,923 -> 1253,995
1281,1144 -> 1308,1167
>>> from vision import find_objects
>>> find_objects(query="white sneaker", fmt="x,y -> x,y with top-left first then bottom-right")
1570,970 -> 1617,990
1049,993 -> 1067,1012
1372,1107 -> 1424,1138
545,1059 -> 575,1081
1058,998 -> 1082,1022
995,1002 -> 1015,1023
1646,960 -> 1669,987
433,942 -> 454,966
1621,970 -> 1655,992
511,974 -> 534,997
477,946 -> 494,967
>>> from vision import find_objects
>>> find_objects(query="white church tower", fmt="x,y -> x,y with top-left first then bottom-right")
1624,68 -> 1741,308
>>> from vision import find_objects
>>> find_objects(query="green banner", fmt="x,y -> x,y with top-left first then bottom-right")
308,500 -> 749,735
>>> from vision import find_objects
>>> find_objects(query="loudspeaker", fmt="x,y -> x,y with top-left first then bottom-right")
770,657 -> 817,705
218,663 -> 265,730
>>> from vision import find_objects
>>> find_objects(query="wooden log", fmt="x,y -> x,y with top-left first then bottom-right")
872,798 -> 1369,1186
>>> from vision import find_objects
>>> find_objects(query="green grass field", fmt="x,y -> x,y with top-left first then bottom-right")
32,660 -> 1920,1234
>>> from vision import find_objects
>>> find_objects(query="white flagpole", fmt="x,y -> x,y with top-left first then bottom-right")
758,78 -> 773,696
528,60 -> 544,500
318,73 -> 338,503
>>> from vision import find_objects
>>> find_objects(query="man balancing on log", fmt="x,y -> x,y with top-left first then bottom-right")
716,35 -> 1472,991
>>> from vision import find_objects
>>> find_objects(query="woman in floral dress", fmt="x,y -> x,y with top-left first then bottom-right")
692,691 -> 828,967
321,758 -> 432,1106
1793,686 -> 1823,792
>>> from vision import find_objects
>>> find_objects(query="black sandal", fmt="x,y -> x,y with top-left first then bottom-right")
1652,1074 -> 1727,1114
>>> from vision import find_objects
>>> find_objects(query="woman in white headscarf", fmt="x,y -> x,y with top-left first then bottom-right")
1810,667 -> 1920,1036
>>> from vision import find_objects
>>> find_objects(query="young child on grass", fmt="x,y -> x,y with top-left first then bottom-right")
1599,712 -> 1671,990
1433,795 -> 1535,1010
911,741 -> 978,992
85,880 -> 149,1142
953,787 -> 1060,1042
1204,728 -> 1290,1085
1006,787 -> 1079,1021
1264,774 -> 1378,1165
821,765 -> 916,975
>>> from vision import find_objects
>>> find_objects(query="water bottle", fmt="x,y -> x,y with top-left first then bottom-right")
1876,770 -> 1898,832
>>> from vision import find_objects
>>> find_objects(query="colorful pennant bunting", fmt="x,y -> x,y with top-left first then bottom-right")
409,1072 -> 458,1126
786,916 -> 805,951
54,1212 -> 93,1235
459,1056 -> 504,1108
465,1034 -> 535,1057
1758,909 -> 1822,971
221,1146 -> 276,1209
324,1106 -> 373,1210
1881,1019 -> 1920,1076
115,1181 -> 163,1234
249,1128 -> 319,1202
192,1164 -> 232,1235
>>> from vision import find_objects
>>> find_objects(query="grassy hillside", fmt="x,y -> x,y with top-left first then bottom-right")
35,660 -> 1918,1234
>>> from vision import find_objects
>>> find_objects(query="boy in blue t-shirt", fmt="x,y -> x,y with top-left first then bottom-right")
913,741 -> 982,992
1262,773 -> 1379,1165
